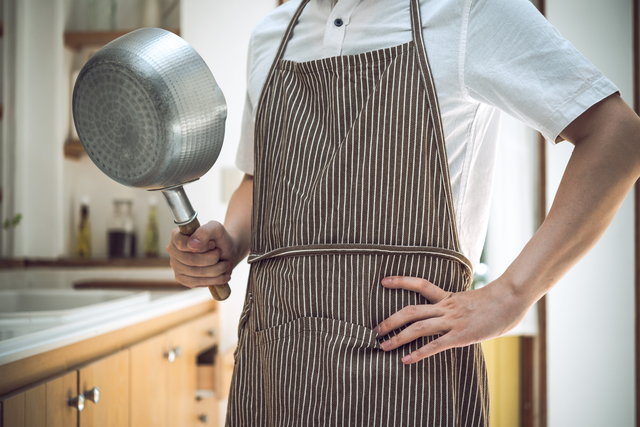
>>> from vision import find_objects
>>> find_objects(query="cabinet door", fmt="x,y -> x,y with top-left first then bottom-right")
130,333 -> 169,427
166,322 -> 197,426
1,392 -> 27,427
2,371 -> 78,427
166,312 -> 218,427
46,372 -> 80,427
78,349 -> 129,427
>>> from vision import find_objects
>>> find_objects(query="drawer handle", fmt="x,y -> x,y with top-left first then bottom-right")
207,328 -> 216,338
165,347 -> 182,363
68,394 -> 85,412
198,414 -> 209,423
85,387 -> 100,404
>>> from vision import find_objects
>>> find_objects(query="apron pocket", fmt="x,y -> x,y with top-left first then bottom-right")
255,316 -> 381,350
233,292 -> 253,361
253,317 -> 384,424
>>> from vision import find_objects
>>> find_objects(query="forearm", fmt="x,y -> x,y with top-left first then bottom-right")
375,96 -> 640,362
223,174 -> 254,267
500,95 -> 640,307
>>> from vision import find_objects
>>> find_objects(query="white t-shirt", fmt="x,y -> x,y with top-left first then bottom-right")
235,0 -> 618,268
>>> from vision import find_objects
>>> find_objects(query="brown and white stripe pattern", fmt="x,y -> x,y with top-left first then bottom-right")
227,0 -> 489,425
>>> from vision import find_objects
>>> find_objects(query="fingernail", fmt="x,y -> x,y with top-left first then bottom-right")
373,325 -> 381,334
187,238 -> 202,250
402,355 -> 411,363
382,278 -> 391,286
381,340 -> 391,350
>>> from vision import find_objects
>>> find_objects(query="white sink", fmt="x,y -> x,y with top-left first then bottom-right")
0,289 -> 150,341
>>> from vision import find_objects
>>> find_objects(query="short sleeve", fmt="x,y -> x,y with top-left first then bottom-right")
235,35 -> 257,175
463,0 -> 619,143
235,91 -> 255,175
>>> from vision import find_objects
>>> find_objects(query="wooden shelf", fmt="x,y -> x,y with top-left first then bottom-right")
64,28 -> 180,50
74,279 -> 186,290
0,257 -> 171,269
64,138 -> 85,159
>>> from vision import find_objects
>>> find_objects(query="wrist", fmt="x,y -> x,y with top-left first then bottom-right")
225,226 -> 250,268
495,266 -> 546,310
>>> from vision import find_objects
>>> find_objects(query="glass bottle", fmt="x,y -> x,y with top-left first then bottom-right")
76,196 -> 91,257
107,199 -> 136,258
144,198 -> 159,258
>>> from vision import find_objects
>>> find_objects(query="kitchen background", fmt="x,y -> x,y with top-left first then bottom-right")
0,0 -> 635,426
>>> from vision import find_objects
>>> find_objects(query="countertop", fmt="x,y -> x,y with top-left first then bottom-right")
0,265 -> 214,367
0,287 -> 212,367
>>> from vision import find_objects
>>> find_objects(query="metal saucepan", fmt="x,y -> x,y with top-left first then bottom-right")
72,28 -> 230,301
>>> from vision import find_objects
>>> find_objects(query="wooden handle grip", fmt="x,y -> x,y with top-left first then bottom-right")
178,217 -> 232,301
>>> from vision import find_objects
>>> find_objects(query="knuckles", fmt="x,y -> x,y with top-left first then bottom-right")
411,320 -> 427,334
405,305 -> 419,317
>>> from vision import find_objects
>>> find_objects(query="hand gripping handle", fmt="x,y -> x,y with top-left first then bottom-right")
179,217 -> 231,301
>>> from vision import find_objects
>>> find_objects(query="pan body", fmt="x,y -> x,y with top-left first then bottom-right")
72,28 -> 226,190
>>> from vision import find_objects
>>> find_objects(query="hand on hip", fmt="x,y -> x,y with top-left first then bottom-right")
374,276 -> 529,364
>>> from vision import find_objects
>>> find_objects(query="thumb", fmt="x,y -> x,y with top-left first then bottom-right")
186,221 -> 223,253
186,233 -> 205,251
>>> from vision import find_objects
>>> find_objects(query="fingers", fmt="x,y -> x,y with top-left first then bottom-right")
186,221 -> 225,252
378,276 -> 457,364
173,269 -> 232,288
170,221 -> 224,252
166,221 -> 235,289
379,318 -> 449,352
401,335 -> 456,365
169,251 -> 232,288
373,304 -> 442,336
169,252 -> 230,278
166,243 -> 223,268
382,276 -> 449,303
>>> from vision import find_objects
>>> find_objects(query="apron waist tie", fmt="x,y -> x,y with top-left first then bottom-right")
248,243 -> 473,278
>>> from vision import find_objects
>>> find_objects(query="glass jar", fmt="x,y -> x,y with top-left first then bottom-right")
143,197 -> 159,258
107,199 -> 136,258
76,196 -> 91,258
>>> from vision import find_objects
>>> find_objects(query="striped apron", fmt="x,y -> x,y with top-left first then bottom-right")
227,0 -> 489,425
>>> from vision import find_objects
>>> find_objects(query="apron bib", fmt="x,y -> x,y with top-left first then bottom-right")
227,0 -> 489,425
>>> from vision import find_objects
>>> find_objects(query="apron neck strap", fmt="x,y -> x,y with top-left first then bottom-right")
271,0 -> 312,66
272,0 -> 425,65
409,0 -> 426,52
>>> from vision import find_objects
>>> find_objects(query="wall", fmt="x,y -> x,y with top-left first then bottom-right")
545,0 -> 635,426
4,0 -> 67,258
484,113 -> 539,336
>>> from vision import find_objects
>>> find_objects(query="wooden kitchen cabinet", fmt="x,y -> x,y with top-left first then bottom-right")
167,321 -> 199,426
130,312 -> 219,427
130,332 -> 169,427
78,349 -> 130,427
0,301 -> 218,427
1,371 -> 77,427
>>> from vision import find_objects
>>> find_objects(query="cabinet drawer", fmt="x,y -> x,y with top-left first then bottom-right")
197,366 -> 216,391
188,312 -> 219,353
195,393 -> 218,427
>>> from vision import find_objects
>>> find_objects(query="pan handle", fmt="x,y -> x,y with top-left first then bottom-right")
179,217 -> 232,301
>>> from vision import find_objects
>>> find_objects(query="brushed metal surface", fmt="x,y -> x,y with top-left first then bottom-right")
72,28 -> 226,190
160,185 -> 196,225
